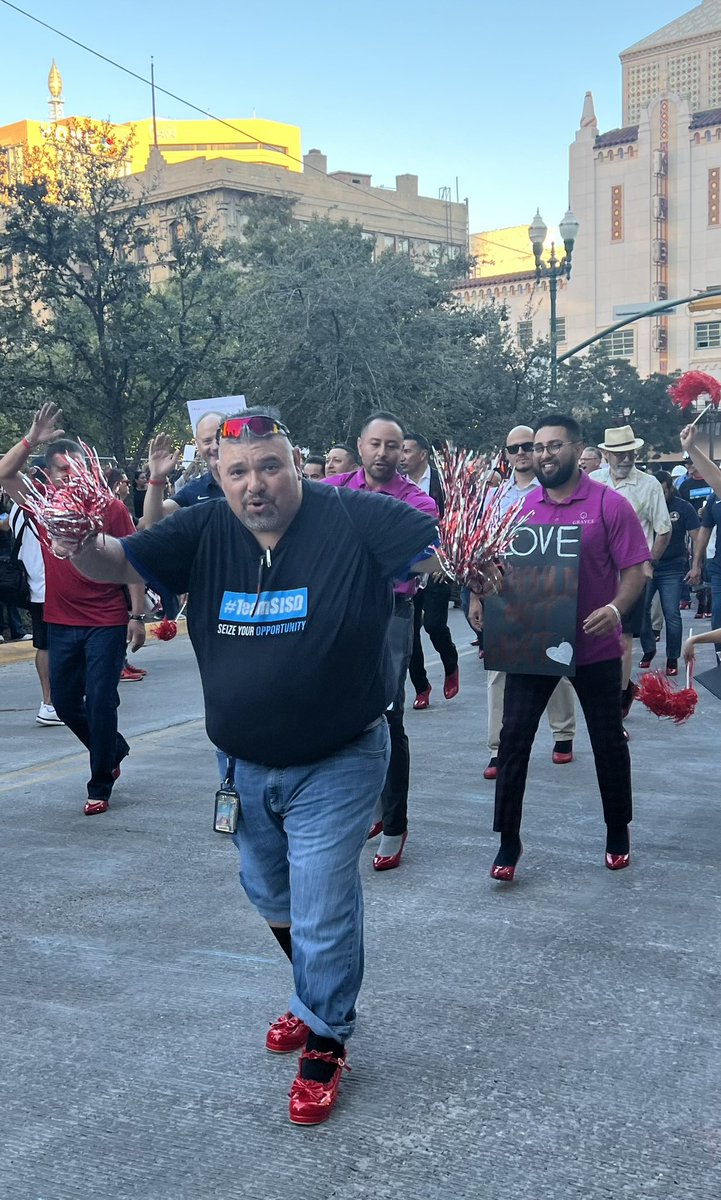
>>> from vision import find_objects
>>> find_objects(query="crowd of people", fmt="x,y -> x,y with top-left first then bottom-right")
1,400 -> 719,1128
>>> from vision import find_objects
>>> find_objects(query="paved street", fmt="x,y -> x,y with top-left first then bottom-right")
1,609 -> 720,1199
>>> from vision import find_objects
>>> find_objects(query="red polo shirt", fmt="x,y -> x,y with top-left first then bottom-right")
39,498 -> 136,626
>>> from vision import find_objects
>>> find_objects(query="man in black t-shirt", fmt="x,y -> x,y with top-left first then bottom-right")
639,471 -> 700,675
52,407 -> 438,1127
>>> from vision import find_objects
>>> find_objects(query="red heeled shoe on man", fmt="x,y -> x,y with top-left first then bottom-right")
413,686 -> 431,710
490,842 -> 523,882
373,830 -> 408,871
443,668 -> 459,700
84,798 -> 109,816
288,1048 -> 349,1125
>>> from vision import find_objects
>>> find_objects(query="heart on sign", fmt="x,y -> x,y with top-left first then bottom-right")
546,641 -> 573,666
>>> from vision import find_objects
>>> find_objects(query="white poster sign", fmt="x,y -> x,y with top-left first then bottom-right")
186,395 -> 246,432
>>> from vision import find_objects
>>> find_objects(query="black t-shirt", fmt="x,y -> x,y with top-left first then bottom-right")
677,476 -> 714,512
122,481 -> 437,767
661,495 -> 699,565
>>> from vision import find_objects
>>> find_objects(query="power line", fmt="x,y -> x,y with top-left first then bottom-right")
0,0 -> 476,244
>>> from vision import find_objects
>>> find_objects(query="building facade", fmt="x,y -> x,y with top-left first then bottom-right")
0,64 -> 467,265
455,0 -> 721,383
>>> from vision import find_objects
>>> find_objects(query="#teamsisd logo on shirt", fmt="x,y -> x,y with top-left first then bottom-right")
217,588 -> 308,638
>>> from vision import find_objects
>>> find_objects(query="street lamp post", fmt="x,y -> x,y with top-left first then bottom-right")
529,208 -> 580,399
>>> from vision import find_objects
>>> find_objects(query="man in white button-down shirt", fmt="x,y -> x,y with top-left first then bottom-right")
591,425 -> 671,712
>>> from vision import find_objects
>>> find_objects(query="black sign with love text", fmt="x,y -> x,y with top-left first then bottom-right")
484,523 -> 580,676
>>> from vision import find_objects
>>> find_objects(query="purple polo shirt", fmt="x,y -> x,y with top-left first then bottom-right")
323,468 -> 438,596
519,471 -> 650,665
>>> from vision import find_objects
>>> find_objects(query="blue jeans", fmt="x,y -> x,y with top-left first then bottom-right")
48,624 -> 129,800
229,720 -> 390,1043
640,568 -> 684,660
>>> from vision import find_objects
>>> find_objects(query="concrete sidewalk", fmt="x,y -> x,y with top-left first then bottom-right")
1,610 -> 719,1199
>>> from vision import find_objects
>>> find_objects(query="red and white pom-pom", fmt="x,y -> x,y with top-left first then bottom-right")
20,441 -> 113,555
637,670 -> 698,724
668,370 -> 721,412
434,444 -> 528,592
152,618 -> 177,641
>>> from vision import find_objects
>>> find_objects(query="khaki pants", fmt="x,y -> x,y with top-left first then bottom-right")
487,670 -> 576,755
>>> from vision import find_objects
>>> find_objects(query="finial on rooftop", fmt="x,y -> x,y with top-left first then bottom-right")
48,59 -> 64,121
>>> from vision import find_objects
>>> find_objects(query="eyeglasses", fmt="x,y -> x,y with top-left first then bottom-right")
505,441 -> 534,455
217,415 -> 291,441
532,440 -> 576,456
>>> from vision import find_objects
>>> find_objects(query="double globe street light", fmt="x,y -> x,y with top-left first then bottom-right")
529,208 -> 580,398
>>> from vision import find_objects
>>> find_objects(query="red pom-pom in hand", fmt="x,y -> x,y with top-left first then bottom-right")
638,670 -> 698,724
153,618 -> 177,641
668,371 -> 721,412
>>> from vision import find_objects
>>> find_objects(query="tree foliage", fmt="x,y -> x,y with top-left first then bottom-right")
0,120 -> 242,465
555,346 -> 682,455
0,130 -> 685,462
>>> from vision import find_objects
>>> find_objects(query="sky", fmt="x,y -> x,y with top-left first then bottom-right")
0,0 -> 695,236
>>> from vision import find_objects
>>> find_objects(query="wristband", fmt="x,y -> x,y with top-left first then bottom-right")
148,477 -> 166,487
606,603 -> 622,625
22,436 -> 33,450
129,615 -> 145,622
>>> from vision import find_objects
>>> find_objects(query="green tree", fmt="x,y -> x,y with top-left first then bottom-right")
556,346 -> 682,454
0,119 -> 241,464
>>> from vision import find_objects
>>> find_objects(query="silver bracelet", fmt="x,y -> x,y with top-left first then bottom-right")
606,603 -> 622,625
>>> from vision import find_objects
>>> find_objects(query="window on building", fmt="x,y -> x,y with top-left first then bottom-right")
517,320 -> 533,348
695,321 -> 721,349
556,318 -> 567,344
600,329 -> 635,360
396,237 -> 409,254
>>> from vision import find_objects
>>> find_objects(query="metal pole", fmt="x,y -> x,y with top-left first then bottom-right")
557,288 -> 721,364
549,263 -> 558,399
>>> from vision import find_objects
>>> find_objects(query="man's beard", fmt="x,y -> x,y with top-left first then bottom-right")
242,502 -> 281,531
366,461 -> 395,480
535,458 -> 576,489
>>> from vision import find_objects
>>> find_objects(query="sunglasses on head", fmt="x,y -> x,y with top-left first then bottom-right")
217,415 -> 291,441
505,441 -> 534,455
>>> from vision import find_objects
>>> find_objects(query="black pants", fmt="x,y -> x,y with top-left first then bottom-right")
381,599 -> 414,836
48,623 -> 130,801
493,658 -> 631,835
408,581 -> 458,694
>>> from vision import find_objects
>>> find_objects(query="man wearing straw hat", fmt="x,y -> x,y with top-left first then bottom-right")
591,425 -> 671,715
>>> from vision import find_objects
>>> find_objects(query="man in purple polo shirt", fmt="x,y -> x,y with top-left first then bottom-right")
324,411 -> 438,871
470,413 -> 649,880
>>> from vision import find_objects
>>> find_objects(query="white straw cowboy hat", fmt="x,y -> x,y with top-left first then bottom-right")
598,425 -> 645,453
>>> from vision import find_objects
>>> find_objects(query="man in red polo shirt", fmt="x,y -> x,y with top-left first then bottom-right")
324,411 -> 438,871
0,404 -> 146,815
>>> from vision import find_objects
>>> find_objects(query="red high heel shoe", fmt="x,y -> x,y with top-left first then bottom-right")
605,852 -> 630,870
490,842 -> 523,882
373,831 -> 408,871
413,686 -> 431,710
367,820 -> 383,840
84,799 -> 109,816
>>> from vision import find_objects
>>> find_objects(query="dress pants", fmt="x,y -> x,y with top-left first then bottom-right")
487,670 -> 575,755
408,580 -> 459,694
48,623 -> 129,801
493,658 -> 631,835
380,598 -> 414,836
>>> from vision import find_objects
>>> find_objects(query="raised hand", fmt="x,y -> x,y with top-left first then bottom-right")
679,424 -> 697,454
148,434 -> 181,481
27,403 -> 64,447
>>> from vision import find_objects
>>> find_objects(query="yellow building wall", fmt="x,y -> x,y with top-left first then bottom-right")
471,225 -> 537,277
0,115 -> 302,180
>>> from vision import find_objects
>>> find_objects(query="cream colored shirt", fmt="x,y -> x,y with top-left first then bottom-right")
589,466 -> 671,549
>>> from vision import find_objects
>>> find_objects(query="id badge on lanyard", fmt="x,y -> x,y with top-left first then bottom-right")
213,758 -> 240,834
